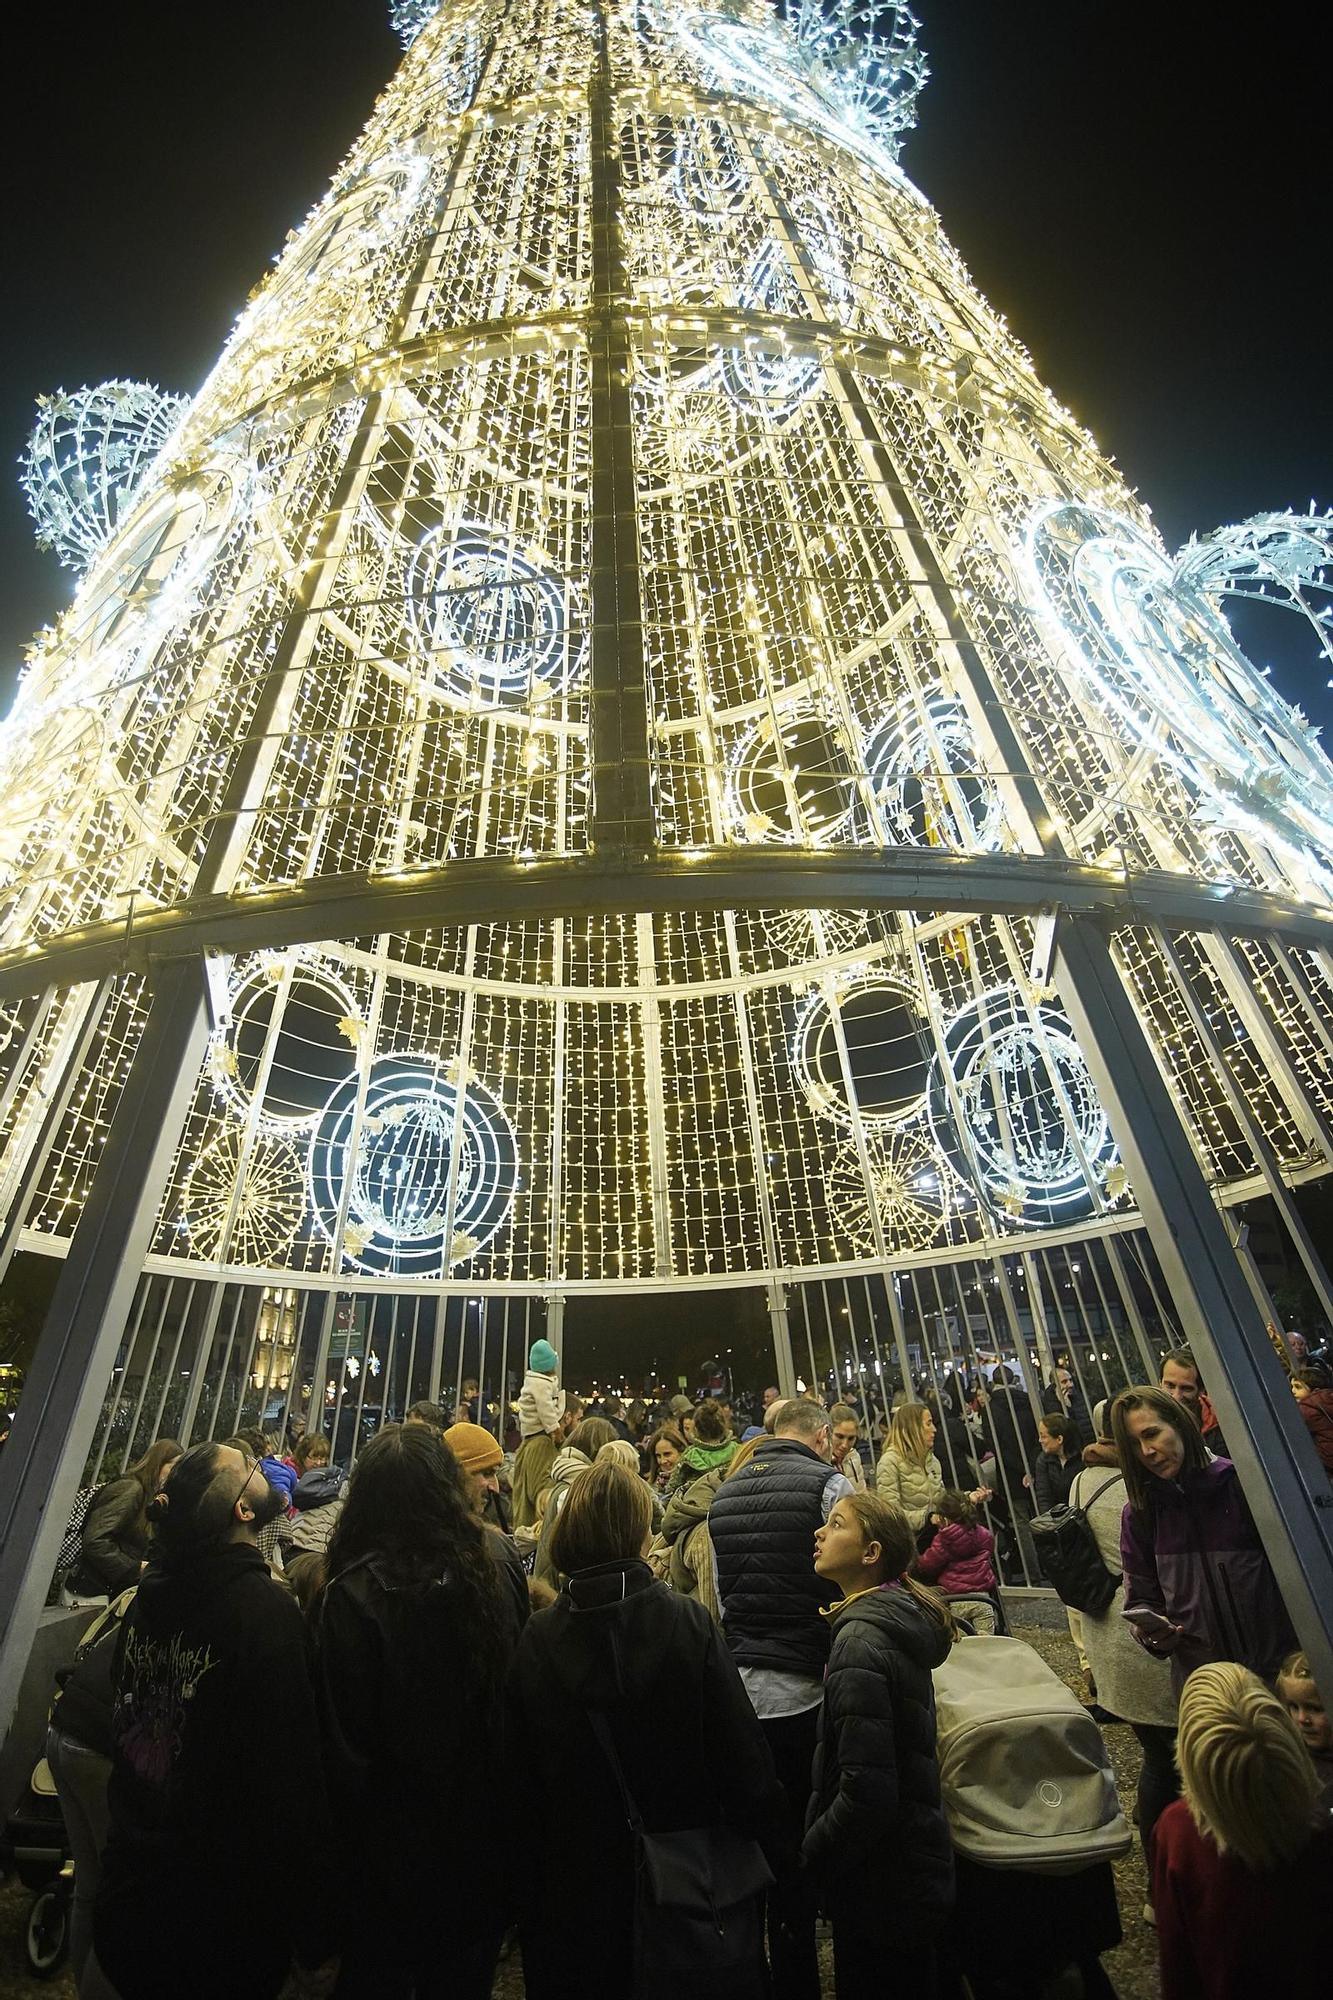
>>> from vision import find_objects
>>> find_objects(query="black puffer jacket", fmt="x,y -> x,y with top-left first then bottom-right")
803,1583 -> 954,1934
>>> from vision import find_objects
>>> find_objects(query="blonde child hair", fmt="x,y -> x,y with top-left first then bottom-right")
596,1438 -> 642,1473
1176,1661 -> 1319,1873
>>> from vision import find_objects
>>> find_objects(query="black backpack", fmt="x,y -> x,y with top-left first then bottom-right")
1029,1473 -> 1121,1615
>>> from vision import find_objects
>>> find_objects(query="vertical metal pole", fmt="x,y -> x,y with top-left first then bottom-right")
586,2 -> 653,853
884,1271 -> 917,1398
768,1282 -> 798,1399
0,955 -> 210,1728
1054,914 -> 1333,1693
87,1275 -> 156,1484
308,1291 -> 339,1437
1103,1232 -> 1161,1380
496,1300 -> 509,1442
1152,924 -> 1333,1327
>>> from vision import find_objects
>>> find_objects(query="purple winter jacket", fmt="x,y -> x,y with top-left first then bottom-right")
1120,1457 -> 1296,1690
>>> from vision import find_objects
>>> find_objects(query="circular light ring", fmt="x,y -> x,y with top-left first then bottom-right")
78,452 -> 254,664
726,700 -> 860,842
405,523 -> 585,703
180,1128 -> 306,1267
252,153 -> 432,325
926,987 -> 1115,1226
630,362 -> 744,487
826,1131 -> 952,1256
211,954 -> 360,1135
308,1054 -> 518,1275
794,974 -> 932,1131
863,693 -> 1005,851
763,906 -> 881,966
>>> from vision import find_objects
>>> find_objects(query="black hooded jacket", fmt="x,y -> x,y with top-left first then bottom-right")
311,1526 -> 528,1947
506,1559 -> 791,1999
804,1582 -> 954,1933
94,1540 -> 334,2000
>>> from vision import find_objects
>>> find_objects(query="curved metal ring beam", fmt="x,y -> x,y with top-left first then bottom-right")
1,846 -> 1330,1003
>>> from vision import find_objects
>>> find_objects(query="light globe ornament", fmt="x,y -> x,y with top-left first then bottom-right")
20,380 -> 189,573
0,0 -> 1331,1543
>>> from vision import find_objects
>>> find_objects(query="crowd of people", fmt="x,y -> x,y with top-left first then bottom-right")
30,1336 -> 1333,2000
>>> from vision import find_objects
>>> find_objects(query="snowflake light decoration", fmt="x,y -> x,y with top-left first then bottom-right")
21,381 -> 189,573
389,0 -> 439,48
1175,509 -> 1333,682
679,2 -> 928,169
783,0 -> 930,153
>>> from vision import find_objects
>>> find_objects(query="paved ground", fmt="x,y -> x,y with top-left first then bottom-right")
0,1611 -> 1159,1998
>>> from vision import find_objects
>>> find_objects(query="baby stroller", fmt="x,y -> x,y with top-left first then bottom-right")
932,1635 -> 1130,1998
942,1589 -> 1009,1637
0,1752 -> 72,1977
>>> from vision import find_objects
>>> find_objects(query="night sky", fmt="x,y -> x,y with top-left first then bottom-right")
2,0 -> 1330,726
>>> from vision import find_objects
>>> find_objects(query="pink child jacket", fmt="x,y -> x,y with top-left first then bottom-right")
915,1518 -> 997,1596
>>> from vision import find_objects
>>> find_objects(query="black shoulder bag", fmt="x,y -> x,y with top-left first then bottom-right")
1029,1472 -> 1122,1615
585,1706 -> 773,1999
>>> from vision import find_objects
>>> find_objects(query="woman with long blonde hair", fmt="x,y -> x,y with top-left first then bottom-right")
875,1401 -> 946,1531
805,1490 -> 955,1992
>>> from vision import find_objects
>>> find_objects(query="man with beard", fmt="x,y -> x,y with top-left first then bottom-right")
91,1442 -> 338,2000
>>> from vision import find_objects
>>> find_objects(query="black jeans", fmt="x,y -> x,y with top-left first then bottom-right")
333,1930 -> 502,1999
832,1921 -> 937,1998
1130,1721 -> 1180,1865
760,1706 -> 821,2000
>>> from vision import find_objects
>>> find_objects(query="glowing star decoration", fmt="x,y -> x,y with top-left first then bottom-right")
308,1056 -> 518,1275
828,1130 -> 951,1255
927,990 -> 1117,1227
675,2 -> 928,170
20,382 -> 189,573
1024,502 -> 1333,893
180,1129 -> 305,1265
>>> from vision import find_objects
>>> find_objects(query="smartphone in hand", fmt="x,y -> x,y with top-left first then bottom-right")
1121,1603 -> 1179,1638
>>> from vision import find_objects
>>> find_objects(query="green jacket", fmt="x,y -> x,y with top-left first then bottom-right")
664,1438 -> 737,1498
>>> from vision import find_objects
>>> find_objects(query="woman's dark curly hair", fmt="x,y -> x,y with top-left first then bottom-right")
325,1423 -> 507,1681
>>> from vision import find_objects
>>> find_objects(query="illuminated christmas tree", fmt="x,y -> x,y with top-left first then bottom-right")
2,0 -> 1332,1508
